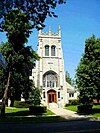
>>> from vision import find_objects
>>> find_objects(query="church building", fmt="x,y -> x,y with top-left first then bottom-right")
30,26 -> 75,108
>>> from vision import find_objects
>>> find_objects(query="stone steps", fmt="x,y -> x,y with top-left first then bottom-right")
48,103 -> 58,109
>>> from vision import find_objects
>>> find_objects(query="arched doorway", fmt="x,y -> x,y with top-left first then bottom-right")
48,90 -> 57,103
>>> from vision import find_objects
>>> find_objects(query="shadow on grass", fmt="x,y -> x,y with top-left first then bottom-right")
0,108 -> 65,123
0,115 -> 64,123
6,110 -> 47,117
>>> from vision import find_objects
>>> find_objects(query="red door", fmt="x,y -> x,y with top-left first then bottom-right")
48,90 -> 57,103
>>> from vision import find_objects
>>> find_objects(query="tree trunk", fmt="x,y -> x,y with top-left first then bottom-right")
1,72 -> 10,118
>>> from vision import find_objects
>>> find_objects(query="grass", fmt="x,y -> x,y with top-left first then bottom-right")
5,107 -> 54,116
65,105 -> 100,118
0,107 -> 64,123
65,105 -> 77,112
6,107 -> 29,114
0,105 -> 99,123
90,105 -> 100,118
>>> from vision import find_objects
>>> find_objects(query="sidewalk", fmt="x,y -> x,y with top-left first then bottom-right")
49,107 -> 89,120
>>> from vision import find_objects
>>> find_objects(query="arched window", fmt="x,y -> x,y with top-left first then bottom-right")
51,45 -> 56,56
43,72 -> 58,88
45,45 -> 49,56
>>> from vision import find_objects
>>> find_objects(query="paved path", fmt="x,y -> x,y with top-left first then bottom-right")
49,107 -> 88,120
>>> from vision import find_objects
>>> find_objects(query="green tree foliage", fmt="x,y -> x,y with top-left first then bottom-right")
0,10 -> 39,117
0,0 -> 66,30
1,10 -> 32,50
0,53 -> 6,68
76,35 -> 100,105
65,71 -> 72,85
28,87 -> 41,106
65,71 -> 76,86
0,41 -> 39,102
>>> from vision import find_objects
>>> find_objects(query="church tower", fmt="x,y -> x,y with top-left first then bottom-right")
31,26 -> 68,107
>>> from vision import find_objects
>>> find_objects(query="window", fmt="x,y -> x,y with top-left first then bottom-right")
43,80 -> 46,87
69,93 -> 74,97
58,92 -> 60,98
45,45 -> 49,56
43,92 -> 45,98
51,46 -> 56,56
43,72 -> 58,88
47,81 -> 49,87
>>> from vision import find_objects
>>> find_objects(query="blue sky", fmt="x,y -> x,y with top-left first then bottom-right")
0,0 -> 100,78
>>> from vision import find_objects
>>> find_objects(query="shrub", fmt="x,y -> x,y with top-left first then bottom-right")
77,105 -> 93,113
28,87 -> 41,106
69,99 -> 79,105
29,106 -> 47,113
14,101 -> 33,108
65,99 -> 79,106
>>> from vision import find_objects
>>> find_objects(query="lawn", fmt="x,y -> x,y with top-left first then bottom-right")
5,107 -> 54,116
0,107 -> 64,123
90,105 -> 100,118
65,105 -> 77,112
65,105 -> 100,118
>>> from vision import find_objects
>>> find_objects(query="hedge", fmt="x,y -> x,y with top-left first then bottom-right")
14,101 -> 33,108
77,105 -> 93,113
29,106 -> 47,113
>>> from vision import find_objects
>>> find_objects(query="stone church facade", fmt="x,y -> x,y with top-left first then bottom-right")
30,26 -> 76,108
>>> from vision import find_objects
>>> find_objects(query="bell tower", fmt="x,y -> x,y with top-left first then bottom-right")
31,26 -> 68,107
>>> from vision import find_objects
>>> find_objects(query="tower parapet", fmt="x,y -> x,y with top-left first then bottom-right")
38,25 -> 61,38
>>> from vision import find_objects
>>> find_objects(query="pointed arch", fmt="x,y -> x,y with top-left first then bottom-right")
43,71 -> 58,88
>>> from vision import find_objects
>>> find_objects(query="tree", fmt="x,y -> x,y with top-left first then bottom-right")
76,35 -> 100,105
65,71 -> 76,87
0,10 -> 39,117
0,53 -> 6,69
0,0 -> 66,31
65,71 -> 72,85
